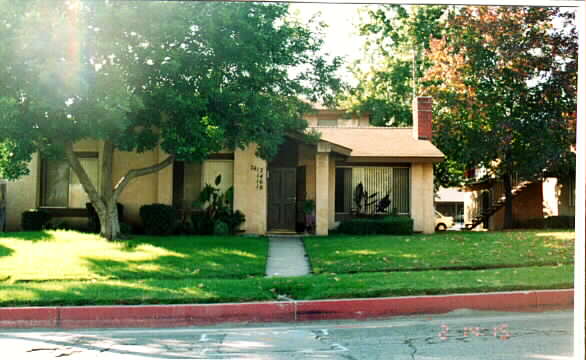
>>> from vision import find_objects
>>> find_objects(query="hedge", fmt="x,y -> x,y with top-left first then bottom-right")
21,209 -> 51,231
139,203 -> 177,235
513,216 -> 575,229
337,216 -> 413,235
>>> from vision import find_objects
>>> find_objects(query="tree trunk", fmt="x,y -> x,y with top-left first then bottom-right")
503,172 -> 513,229
97,200 -> 121,240
64,141 -> 175,241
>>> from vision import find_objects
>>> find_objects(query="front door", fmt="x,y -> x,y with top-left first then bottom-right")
268,168 -> 297,231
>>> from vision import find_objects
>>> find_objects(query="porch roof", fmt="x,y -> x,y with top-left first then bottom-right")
310,127 -> 445,162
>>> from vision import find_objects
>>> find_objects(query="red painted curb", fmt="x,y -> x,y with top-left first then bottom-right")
0,307 -> 58,329
0,290 -> 573,329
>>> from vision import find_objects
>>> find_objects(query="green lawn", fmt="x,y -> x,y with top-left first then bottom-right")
0,265 -> 572,307
0,231 -> 268,282
0,230 -> 575,307
304,230 -> 575,274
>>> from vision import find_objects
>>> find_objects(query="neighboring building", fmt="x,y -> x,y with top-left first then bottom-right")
464,172 -> 575,231
435,187 -> 470,227
3,97 -> 444,235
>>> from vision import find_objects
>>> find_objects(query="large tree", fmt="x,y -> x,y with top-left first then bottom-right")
341,5 -> 447,126
423,6 -> 577,228
0,1 -> 341,239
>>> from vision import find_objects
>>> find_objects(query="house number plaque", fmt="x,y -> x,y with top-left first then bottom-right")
250,165 -> 264,190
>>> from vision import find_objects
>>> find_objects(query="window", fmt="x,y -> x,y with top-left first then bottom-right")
41,154 -> 99,208
335,166 -> 410,215
317,119 -> 338,127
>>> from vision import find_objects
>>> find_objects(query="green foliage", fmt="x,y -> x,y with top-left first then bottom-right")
337,216 -> 413,235
545,216 -> 575,229
21,209 -> 51,231
191,213 -> 215,236
119,222 -> 133,235
45,220 -> 74,231
220,210 -> 246,234
303,200 -> 315,215
425,7 -> 577,187
0,2 -> 342,175
0,1 -> 340,239
139,204 -> 177,236
193,175 -> 245,235
341,5 -> 447,126
213,221 -> 230,236
513,216 -> 575,229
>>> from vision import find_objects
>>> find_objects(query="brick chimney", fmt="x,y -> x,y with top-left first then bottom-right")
412,96 -> 433,140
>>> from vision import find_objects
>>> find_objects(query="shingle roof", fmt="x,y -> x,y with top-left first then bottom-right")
312,126 -> 444,161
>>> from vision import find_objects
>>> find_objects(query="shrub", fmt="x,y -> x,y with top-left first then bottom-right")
139,204 -> 177,235
545,216 -> 574,229
213,220 -> 230,236
21,209 -> 51,231
120,222 -> 133,235
45,220 -> 74,231
512,216 -> 575,229
191,212 -> 215,235
86,202 -> 124,233
337,216 -> 413,235
218,210 -> 246,234
512,218 -> 545,229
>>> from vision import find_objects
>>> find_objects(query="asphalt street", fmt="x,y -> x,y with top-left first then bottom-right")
0,309 -> 573,359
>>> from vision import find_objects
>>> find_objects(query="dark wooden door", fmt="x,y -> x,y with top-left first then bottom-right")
268,168 -> 297,231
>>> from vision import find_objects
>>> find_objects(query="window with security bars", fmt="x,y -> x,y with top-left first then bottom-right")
335,166 -> 410,215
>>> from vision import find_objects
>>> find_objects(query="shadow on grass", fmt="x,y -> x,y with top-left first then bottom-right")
0,277 -> 274,307
0,244 -> 13,258
83,236 -> 268,280
0,231 -> 55,242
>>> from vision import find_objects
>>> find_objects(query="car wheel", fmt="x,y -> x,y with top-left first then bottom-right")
435,223 -> 447,231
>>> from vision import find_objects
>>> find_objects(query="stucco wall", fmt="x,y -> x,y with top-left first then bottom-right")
113,148 -> 160,226
233,145 -> 267,234
305,111 -> 370,128
4,154 -> 40,231
410,163 -> 435,234
315,152 -> 330,235
489,182 -> 544,230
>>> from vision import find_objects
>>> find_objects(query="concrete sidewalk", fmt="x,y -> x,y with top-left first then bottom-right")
265,236 -> 311,277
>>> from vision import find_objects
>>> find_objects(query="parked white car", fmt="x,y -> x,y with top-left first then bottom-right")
435,210 -> 454,231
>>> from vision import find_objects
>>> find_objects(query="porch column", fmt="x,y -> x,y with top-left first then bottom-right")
410,163 -> 435,234
328,154 -> 336,228
315,145 -> 330,236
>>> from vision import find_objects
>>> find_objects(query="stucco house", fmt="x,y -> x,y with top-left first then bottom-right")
2,96 -> 444,235
463,172 -> 575,231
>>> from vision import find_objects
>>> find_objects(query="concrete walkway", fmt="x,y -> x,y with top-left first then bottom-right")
265,236 -> 311,277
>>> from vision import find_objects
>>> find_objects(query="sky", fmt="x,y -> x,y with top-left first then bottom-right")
289,3 -> 375,83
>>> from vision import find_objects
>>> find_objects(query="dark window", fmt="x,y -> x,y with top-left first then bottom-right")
41,154 -> 99,208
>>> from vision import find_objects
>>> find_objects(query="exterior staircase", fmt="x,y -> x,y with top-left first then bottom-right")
465,180 -> 532,230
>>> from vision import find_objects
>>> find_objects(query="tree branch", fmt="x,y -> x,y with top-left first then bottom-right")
64,142 -> 103,209
112,154 -> 175,200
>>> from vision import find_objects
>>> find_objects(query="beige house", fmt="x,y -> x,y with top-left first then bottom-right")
3,97 -> 444,235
